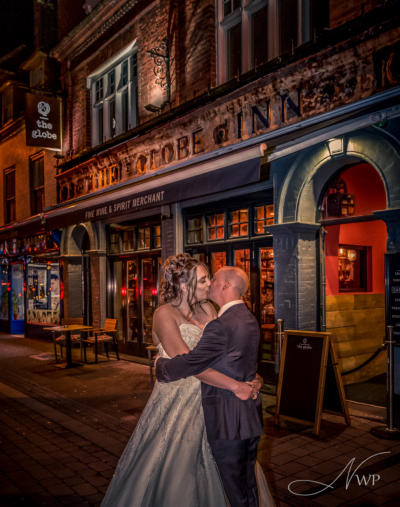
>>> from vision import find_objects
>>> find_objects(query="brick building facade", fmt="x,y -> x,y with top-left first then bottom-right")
1,0 -> 400,413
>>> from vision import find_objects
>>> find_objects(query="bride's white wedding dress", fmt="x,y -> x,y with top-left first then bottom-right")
101,323 -> 275,507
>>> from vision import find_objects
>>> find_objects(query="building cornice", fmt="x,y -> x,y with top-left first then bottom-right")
50,0 -> 145,62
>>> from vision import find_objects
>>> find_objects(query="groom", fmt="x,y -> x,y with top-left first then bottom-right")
156,266 -> 263,507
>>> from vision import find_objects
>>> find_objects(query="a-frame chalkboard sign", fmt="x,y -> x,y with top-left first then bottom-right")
274,330 -> 350,435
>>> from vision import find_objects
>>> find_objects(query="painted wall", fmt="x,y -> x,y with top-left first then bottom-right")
325,162 -> 387,296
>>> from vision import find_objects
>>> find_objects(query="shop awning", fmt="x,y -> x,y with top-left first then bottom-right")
43,143 -> 266,230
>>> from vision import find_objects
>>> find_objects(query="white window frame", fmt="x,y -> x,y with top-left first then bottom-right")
216,0 -> 313,84
87,41 -> 138,147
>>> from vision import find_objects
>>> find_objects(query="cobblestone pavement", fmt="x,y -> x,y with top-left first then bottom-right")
0,333 -> 399,506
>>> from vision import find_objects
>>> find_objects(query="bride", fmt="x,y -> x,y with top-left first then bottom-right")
101,254 -> 274,506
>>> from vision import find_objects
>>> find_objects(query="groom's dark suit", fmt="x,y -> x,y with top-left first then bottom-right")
156,302 -> 263,507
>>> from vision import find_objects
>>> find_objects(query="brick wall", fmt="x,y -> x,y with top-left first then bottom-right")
62,0 -> 215,158
330,0 -> 382,29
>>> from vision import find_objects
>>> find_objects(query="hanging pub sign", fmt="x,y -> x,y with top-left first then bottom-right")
25,93 -> 61,150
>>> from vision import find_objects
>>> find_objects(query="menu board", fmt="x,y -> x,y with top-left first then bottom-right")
386,252 -> 400,342
275,330 -> 350,435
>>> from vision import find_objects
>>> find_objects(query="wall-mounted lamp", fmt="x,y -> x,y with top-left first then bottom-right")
327,137 -> 344,156
145,38 -> 171,113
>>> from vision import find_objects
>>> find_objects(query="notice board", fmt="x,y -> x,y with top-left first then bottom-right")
275,330 -> 350,435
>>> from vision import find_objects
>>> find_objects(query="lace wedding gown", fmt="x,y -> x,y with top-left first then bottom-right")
101,323 -> 274,507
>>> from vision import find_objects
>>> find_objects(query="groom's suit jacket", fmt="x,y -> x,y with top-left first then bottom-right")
156,303 -> 263,441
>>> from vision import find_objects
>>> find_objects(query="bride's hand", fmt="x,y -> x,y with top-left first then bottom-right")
247,373 -> 263,393
232,381 -> 258,401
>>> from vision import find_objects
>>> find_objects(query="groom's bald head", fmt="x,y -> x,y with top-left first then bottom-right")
209,266 -> 249,306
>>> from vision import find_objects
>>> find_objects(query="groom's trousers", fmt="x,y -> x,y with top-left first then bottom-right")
209,436 -> 259,507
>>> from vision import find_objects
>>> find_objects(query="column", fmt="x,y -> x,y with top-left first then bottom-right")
269,222 -> 320,331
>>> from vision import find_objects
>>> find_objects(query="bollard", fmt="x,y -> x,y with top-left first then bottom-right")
371,325 -> 400,439
275,319 -> 284,374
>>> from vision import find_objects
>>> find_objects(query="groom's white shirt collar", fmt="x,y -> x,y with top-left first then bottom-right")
217,300 -> 244,317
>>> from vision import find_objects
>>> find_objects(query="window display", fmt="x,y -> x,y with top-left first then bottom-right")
26,262 -> 61,324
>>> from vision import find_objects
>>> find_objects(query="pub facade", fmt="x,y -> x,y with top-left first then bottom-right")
1,0 -> 400,400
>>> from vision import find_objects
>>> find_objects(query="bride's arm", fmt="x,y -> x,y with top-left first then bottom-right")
153,306 -> 255,400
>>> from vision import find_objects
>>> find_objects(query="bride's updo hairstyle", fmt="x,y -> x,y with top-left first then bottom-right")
160,253 -> 205,310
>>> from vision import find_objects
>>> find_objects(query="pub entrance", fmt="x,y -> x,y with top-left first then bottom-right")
108,220 -> 161,357
320,161 -> 387,406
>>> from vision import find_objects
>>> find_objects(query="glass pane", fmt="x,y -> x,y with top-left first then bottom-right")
153,225 -> 161,248
260,247 -> 275,360
217,227 -> 224,239
256,206 -> 265,219
228,22 -> 242,80
253,6 -> 268,67
279,0 -> 298,55
138,227 -> 150,249
234,249 -> 251,308
0,264 -> 9,319
240,223 -> 248,235
110,232 -> 121,254
142,258 -> 157,343
11,264 -> 25,321
231,224 -> 239,237
27,262 -> 60,324
211,251 -> 226,276
127,260 -> 139,342
123,230 -> 134,251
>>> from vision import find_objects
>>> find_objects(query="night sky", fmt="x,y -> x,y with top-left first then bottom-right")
0,0 -> 34,59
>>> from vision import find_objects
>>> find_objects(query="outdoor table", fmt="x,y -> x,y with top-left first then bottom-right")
44,325 -> 93,368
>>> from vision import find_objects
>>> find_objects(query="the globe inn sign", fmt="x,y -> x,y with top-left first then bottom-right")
25,93 -> 62,150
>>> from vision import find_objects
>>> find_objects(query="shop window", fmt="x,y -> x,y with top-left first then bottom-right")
153,225 -> 161,249
338,245 -> 371,292
229,209 -> 249,238
4,168 -> 16,224
217,0 -> 328,83
187,217 -> 203,244
207,213 -> 225,241
30,155 -> 44,215
254,204 -> 274,234
138,227 -> 151,250
26,262 -> 61,324
88,44 -> 138,146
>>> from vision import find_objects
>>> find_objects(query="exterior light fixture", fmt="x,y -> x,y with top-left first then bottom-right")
327,137 -> 344,156
145,38 -> 171,113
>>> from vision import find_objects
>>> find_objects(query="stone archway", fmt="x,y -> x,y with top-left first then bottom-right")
272,127 -> 400,398
278,127 -> 400,225
60,222 -> 106,327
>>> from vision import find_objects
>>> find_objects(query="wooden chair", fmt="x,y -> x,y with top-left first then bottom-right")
53,318 -> 83,362
82,318 -> 120,363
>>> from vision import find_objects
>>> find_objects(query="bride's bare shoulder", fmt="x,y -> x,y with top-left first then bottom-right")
153,303 -> 178,321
